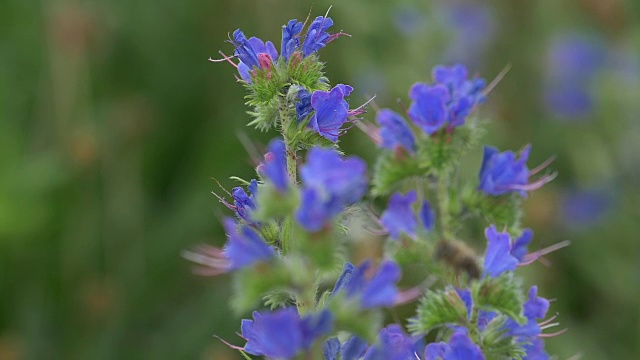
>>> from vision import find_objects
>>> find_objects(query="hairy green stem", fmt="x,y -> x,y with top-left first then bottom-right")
437,172 -> 453,240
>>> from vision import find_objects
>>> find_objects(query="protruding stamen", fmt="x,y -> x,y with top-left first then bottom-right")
483,63 -> 512,96
529,155 -> 557,177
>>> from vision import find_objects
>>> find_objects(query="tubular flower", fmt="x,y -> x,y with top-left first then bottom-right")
231,180 -> 258,224
363,324 -> 423,360
302,16 -> 335,56
408,64 -> 486,134
281,19 -> 304,61
420,200 -> 435,231
309,84 -> 354,142
324,336 -> 368,360
478,145 -> 554,197
231,30 -> 278,82
260,139 -> 289,192
223,218 -> 275,270
241,308 -> 333,359
381,191 -> 418,240
424,331 -> 485,360
376,109 -> 417,154
332,261 -> 401,309
483,225 -> 519,278
296,147 -> 368,231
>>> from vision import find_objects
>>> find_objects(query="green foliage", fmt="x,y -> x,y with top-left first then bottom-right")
231,262 -> 294,313
479,315 -> 527,360
408,287 -> 470,335
263,290 -> 295,310
417,122 -> 484,172
473,274 -> 526,324
371,152 -> 424,196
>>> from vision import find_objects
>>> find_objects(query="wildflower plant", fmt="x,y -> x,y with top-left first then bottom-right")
188,10 -> 567,360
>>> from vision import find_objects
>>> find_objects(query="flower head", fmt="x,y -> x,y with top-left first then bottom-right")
310,84 -> 354,142
241,308 -> 333,358
231,30 -> 278,81
408,64 -> 485,134
296,148 -> 368,231
363,324 -> 422,360
261,139 -> 289,192
381,191 -> 418,239
332,261 -> 401,309
302,16 -> 335,56
223,218 -> 275,270
408,83 -> 450,135
425,331 -> 485,360
281,19 -> 304,61
376,109 -> 416,154
478,145 -> 554,197
483,225 -> 519,278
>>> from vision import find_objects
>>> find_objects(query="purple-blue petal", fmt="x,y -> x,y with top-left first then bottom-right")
281,19 -> 303,61
302,16 -> 334,56
377,109 -> 416,154
483,225 -> 519,277
381,191 -> 418,239
511,229 -> 533,262
263,139 -> 289,192
420,200 -> 435,231
223,218 -> 274,270
408,83 -> 450,135
310,85 -> 351,142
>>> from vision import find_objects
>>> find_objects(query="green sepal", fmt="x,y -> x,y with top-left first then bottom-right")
371,152 -> 423,197
262,289 -> 295,310
297,129 -> 342,151
468,192 -> 524,230
328,294 -> 383,342
258,220 -> 281,247
407,287 -> 470,335
247,98 -> 279,132
416,122 -> 484,172
288,55 -> 330,92
472,273 -> 526,324
231,260 -> 294,314
479,315 -> 527,360
253,183 -> 299,221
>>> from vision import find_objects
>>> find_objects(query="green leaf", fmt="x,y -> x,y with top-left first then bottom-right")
472,274 -> 526,324
407,287 -> 470,335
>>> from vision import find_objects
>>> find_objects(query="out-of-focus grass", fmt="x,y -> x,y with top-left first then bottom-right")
1,0 -> 638,358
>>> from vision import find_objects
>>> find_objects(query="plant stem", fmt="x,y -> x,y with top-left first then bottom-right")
437,171 -> 453,240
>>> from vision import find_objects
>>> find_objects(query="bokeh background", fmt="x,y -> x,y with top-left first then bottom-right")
2,0 -> 639,358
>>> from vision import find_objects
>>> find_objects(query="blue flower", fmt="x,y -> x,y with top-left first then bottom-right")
363,324 -> 422,360
504,286 -> 550,339
332,261 -> 401,309
455,288 -> 473,320
309,84 -> 354,142
242,308 -> 333,358
296,148 -> 367,231
232,30 -> 278,78
478,145 -> 552,197
230,183 -> 258,225
483,225 -> 519,278
302,16 -> 335,56
432,64 -> 486,127
544,34 -> 604,121
424,331 -> 485,360
376,109 -> 416,154
408,83 -> 450,135
381,191 -> 418,239
223,218 -> 275,270
420,200 -> 435,231
324,336 -> 368,360
262,139 -> 289,192
281,19 -> 304,61
522,338 -> 549,360
511,229 -> 533,262
296,88 -> 314,123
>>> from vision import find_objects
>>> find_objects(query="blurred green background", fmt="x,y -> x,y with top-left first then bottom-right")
1,0 -> 639,359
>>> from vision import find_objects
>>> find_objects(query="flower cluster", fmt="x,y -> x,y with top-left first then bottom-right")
188,11 -> 566,360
